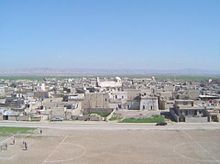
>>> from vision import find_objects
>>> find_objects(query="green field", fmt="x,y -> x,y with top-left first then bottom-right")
156,75 -> 220,81
0,127 -> 35,136
109,114 -> 123,121
120,115 -> 165,123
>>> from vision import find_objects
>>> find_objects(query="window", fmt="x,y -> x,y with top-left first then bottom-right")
194,110 -> 197,116
183,101 -> 188,105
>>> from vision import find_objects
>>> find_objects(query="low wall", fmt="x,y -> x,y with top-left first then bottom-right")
17,115 -> 29,121
83,108 -> 114,115
170,109 -> 179,122
185,117 -> 208,123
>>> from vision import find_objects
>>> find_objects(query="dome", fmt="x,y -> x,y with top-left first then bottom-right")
115,77 -> 121,81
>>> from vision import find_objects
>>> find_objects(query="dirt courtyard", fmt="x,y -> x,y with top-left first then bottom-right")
1,128 -> 220,164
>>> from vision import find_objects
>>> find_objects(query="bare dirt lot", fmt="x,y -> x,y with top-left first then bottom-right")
1,123 -> 220,164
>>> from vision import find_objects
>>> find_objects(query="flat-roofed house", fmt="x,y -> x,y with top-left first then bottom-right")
140,95 -> 159,110
170,100 -> 208,122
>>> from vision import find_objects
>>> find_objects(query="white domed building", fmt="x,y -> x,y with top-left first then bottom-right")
96,77 -> 122,88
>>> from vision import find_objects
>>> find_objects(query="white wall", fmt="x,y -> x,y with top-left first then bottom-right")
140,98 -> 158,110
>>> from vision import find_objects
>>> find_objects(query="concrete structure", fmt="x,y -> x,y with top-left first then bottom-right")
123,88 -> 140,101
170,100 -> 208,122
0,87 -> 5,97
5,97 -> 25,109
34,91 -> 49,99
1,110 -> 19,121
83,92 -> 110,109
63,94 -> 84,102
199,95 -> 219,100
140,96 -> 159,110
126,100 -> 140,110
206,107 -> 220,122
96,77 -> 122,88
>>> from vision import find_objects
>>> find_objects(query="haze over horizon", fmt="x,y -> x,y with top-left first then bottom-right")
0,0 -> 220,71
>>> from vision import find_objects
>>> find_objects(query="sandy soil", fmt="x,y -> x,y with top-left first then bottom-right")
0,127 -> 220,164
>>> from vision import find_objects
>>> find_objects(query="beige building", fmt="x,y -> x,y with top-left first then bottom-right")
140,96 -> 159,110
170,100 -> 209,122
0,87 -> 5,97
123,88 -> 141,101
83,92 -> 110,109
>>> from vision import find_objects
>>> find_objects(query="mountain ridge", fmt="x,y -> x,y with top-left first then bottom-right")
0,68 -> 219,76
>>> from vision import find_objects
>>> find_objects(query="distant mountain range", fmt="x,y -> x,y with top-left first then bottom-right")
0,68 -> 219,76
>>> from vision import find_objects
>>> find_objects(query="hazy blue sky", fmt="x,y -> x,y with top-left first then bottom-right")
0,0 -> 220,70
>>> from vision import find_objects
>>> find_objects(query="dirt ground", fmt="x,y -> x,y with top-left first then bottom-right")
0,128 -> 220,164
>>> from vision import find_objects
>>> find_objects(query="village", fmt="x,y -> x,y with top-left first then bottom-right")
0,76 -> 220,123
